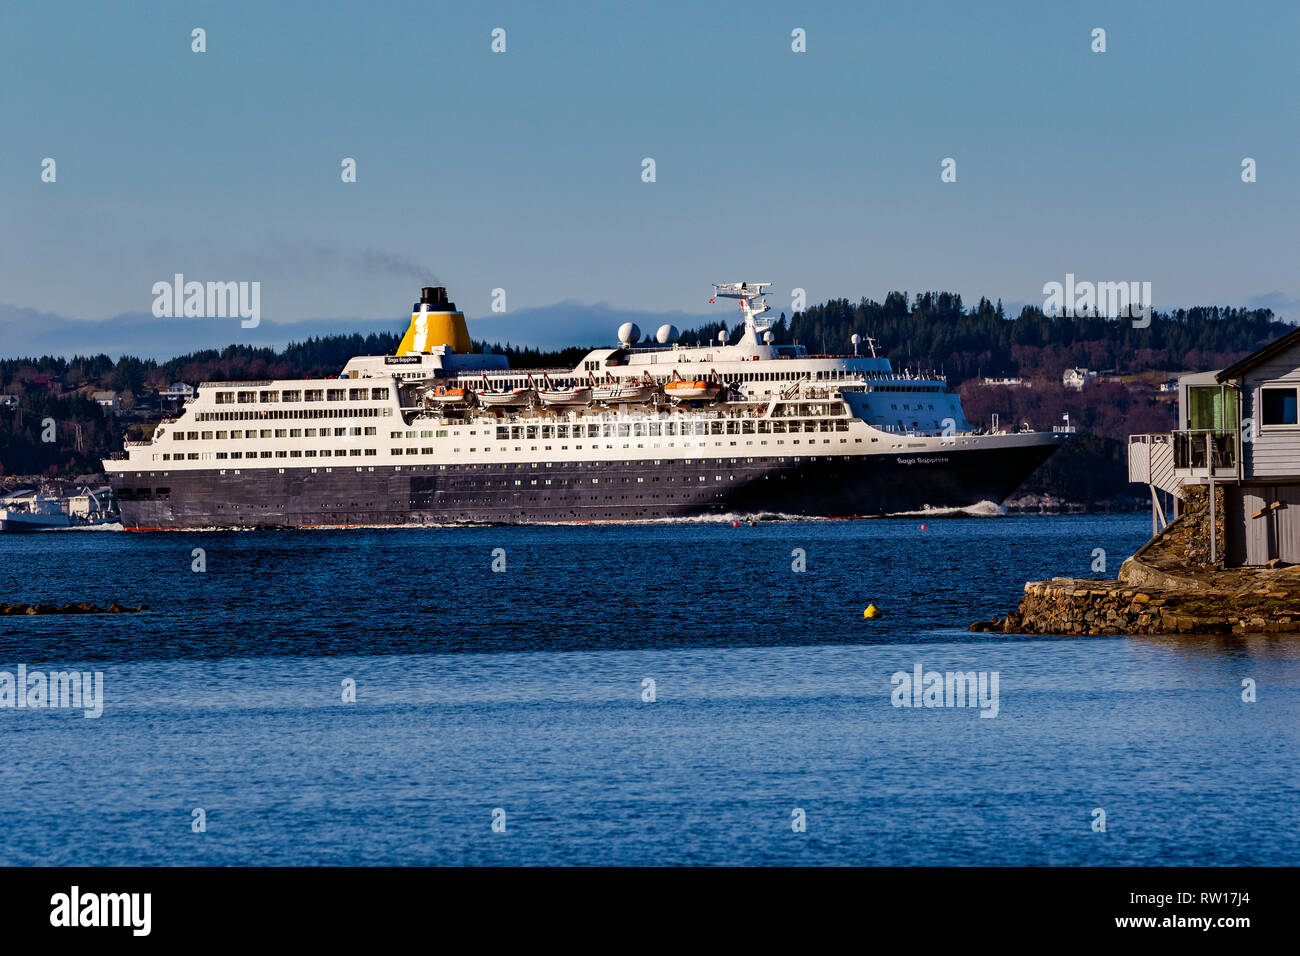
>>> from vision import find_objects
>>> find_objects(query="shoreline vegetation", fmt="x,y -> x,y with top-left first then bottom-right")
0,294 -> 1288,507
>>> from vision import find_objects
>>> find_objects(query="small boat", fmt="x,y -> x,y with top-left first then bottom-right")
0,491 -> 72,532
476,377 -> 535,408
535,374 -> 592,407
426,383 -> 470,405
592,374 -> 655,405
664,368 -> 722,403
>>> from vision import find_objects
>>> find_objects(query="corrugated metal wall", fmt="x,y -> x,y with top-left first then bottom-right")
1226,489 -> 1247,566
1227,484 -> 1300,565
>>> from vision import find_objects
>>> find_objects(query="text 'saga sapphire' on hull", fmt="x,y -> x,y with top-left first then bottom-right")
105,282 -> 1071,529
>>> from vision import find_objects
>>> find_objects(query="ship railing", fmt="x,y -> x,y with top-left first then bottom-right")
458,367 -> 578,378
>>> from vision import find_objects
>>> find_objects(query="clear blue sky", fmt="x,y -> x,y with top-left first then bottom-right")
1,0 -> 1297,329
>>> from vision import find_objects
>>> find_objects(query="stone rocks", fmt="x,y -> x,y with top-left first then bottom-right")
970,576 -> 1300,636
0,602 -> 147,616
973,481 -> 1300,636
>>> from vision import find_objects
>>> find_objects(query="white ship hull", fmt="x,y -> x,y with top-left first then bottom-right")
0,509 -> 72,532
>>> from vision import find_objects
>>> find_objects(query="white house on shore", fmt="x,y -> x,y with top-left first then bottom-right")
1129,326 -> 1300,566
981,376 -> 1027,387
1062,367 -> 1098,390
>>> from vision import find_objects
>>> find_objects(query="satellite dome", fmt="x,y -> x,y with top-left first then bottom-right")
718,329 -> 729,344
763,330 -> 773,344
617,322 -> 641,345
656,324 -> 679,344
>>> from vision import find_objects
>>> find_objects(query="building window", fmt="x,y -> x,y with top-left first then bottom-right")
1188,385 -> 1237,430
1261,386 -> 1299,426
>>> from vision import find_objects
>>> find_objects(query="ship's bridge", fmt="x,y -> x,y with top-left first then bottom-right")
340,349 -> 510,382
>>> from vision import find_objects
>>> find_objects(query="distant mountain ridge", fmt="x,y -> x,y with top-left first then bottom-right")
0,300 -> 720,360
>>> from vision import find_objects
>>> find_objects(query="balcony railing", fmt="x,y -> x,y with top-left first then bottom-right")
1172,428 -> 1236,471
1129,433 -> 1180,494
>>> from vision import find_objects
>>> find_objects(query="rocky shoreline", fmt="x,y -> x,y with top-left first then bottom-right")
969,576 -> 1300,636
971,486 -> 1300,636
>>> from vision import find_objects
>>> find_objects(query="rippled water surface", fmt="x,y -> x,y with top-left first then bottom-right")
1,514 -> 1297,865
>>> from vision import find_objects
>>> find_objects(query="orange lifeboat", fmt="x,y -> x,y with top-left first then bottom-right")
429,383 -> 469,405
664,369 -> 722,403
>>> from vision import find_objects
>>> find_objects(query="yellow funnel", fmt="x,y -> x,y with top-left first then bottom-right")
397,310 -> 472,355
397,286 -> 473,355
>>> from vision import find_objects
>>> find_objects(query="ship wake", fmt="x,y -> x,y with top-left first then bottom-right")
883,500 -> 1006,519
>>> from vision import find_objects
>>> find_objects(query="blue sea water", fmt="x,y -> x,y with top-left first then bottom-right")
0,513 -> 1297,866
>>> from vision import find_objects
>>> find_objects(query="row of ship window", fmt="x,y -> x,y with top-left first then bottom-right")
195,407 -> 391,422
162,449 -> 380,460
386,420 -> 851,439
170,420 -> 851,442
174,427 -> 377,440
154,437 -> 869,463
867,384 -> 943,392
404,437 -> 861,454
212,388 -> 389,404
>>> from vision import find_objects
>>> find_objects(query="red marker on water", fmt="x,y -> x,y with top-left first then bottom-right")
921,524 -> 927,531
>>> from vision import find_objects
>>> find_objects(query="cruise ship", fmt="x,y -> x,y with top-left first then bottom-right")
103,283 -> 1071,529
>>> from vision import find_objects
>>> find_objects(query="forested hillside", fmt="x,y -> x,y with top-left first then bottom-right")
686,293 -> 1282,386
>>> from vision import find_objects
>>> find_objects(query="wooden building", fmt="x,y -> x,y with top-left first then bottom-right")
1129,326 -> 1300,566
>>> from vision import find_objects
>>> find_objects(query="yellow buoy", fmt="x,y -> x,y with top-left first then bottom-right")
863,604 -> 881,619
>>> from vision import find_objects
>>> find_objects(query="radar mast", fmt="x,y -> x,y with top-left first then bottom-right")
710,282 -> 773,346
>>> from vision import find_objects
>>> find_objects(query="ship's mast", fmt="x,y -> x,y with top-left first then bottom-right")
711,282 -> 772,346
